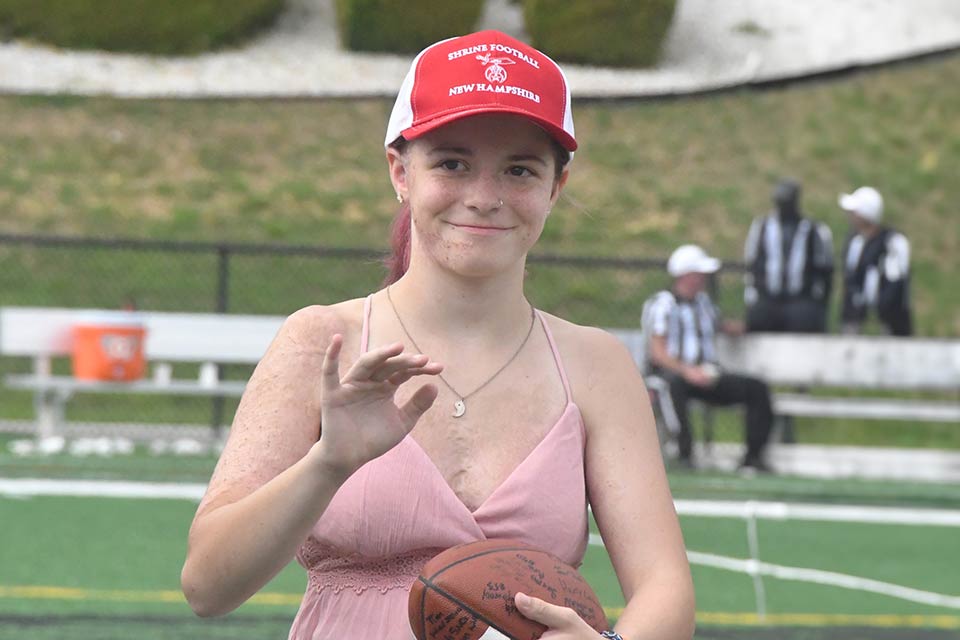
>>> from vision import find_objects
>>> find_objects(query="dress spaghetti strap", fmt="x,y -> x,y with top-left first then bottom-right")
360,294 -> 374,354
535,310 -> 572,404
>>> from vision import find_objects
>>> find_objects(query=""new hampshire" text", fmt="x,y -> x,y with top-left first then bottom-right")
448,83 -> 541,103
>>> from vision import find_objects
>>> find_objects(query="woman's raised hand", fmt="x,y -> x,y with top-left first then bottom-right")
312,334 -> 442,476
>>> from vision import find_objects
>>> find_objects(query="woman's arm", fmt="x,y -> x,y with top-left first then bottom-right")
519,324 -> 695,639
181,305 -> 441,616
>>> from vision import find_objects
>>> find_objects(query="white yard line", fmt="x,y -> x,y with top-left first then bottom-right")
0,478 -> 205,500
674,499 -> 960,526
6,478 -> 960,528
687,551 -> 960,611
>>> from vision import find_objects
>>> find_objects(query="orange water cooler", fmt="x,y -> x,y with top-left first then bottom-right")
71,313 -> 147,381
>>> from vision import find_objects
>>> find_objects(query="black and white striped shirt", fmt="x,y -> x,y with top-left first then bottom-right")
744,213 -> 834,304
641,290 -> 718,373
841,226 -> 911,320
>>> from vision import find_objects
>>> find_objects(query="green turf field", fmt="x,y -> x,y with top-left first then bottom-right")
2,459 -> 958,640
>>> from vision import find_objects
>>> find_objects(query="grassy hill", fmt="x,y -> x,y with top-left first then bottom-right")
1,52 -> 958,448
1,52 -> 958,335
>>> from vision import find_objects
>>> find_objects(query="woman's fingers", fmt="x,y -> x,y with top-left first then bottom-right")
514,592 -> 582,630
347,342 -> 406,380
345,342 -> 426,382
397,383 -> 440,430
386,362 -> 444,387
345,342 -> 443,384
324,339 -> 442,398
320,334 -> 344,392
367,353 -> 432,382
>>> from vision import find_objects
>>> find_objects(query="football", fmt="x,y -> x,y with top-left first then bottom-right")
409,538 -> 608,639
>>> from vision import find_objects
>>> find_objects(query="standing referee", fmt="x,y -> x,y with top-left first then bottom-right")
838,186 -> 913,336
744,178 -> 835,333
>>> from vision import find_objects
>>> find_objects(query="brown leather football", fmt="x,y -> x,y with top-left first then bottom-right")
409,538 -> 608,639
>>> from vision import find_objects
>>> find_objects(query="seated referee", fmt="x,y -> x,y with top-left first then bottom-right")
641,245 -> 774,473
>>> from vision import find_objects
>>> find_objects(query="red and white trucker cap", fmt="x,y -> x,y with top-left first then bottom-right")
385,30 -> 576,152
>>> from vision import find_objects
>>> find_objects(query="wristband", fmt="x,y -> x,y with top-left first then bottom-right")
600,632 -> 624,640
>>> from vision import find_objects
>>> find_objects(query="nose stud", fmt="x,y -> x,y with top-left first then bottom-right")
496,199 -> 504,208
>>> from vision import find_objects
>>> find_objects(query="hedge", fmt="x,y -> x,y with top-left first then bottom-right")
523,0 -> 676,68
0,0 -> 287,55
335,0 -> 484,54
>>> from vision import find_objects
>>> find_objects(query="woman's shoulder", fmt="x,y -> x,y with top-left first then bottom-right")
278,297 -> 367,348
538,311 -> 637,375
539,312 -> 645,424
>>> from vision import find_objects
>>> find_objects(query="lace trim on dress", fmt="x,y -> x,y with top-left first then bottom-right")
301,538 -> 441,595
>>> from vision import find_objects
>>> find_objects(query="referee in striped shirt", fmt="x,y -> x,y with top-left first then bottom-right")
744,178 -> 835,333
838,186 -> 913,336
641,245 -> 774,473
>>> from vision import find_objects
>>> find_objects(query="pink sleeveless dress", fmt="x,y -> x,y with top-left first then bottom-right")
288,296 -> 590,639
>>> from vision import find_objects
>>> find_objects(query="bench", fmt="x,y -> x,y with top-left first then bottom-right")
0,306 -> 285,439
4,307 -> 959,441
609,329 -> 960,429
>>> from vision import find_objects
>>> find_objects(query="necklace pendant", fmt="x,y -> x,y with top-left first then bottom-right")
452,399 -> 466,418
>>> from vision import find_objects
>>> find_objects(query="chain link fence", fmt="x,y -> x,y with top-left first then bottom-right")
0,233 -> 747,439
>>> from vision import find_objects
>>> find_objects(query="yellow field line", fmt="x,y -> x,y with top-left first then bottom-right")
602,608 -> 960,630
693,611 -> 960,629
0,585 -> 301,606
2,585 -> 958,629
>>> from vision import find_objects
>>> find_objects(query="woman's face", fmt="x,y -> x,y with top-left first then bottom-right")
388,114 -> 567,278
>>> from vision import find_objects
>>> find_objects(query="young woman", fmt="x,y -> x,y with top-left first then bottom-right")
181,30 -> 694,640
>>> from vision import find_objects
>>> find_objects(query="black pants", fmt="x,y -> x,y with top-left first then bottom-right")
657,369 -> 773,462
746,297 -> 827,333
878,305 -> 913,337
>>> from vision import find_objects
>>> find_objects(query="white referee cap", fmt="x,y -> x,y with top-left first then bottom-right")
668,244 -> 721,277
839,186 -> 883,222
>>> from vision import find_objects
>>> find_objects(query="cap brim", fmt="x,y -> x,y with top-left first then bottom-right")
401,106 -> 578,152
671,257 -> 721,277
697,257 -> 722,274
838,193 -> 856,211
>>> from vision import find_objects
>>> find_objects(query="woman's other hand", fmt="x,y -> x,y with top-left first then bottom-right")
514,592 -> 606,639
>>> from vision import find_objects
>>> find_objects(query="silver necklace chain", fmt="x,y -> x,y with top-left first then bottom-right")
386,286 -> 536,418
